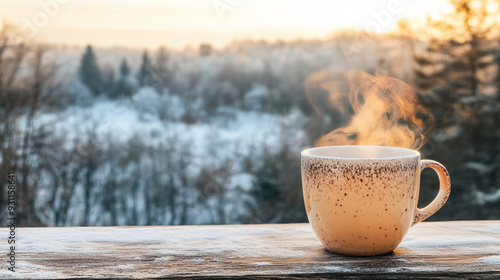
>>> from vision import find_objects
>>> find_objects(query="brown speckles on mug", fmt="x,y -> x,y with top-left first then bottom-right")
301,146 -> 451,256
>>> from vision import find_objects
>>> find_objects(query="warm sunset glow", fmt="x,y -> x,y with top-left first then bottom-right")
2,0 -> 499,228
0,0 -> 451,49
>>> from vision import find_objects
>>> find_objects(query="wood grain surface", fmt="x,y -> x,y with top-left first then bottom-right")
1,221 -> 499,279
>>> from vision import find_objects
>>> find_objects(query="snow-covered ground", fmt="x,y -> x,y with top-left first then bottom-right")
39,95 -> 308,165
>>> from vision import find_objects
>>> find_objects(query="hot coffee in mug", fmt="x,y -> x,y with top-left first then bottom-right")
301,145 -> 451,256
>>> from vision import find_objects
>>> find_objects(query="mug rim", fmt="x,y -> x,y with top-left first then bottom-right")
301,145 -> 420,160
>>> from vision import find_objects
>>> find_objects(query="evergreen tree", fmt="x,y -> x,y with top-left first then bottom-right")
119,59 -> 130,77
137,51 -> 155,87
112,59 -> 133,99
154,46 -> 169,90
414,0 -> 500,219
78,45 -> 103,95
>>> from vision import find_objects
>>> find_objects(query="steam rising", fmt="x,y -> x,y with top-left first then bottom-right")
306,70 -> 428,149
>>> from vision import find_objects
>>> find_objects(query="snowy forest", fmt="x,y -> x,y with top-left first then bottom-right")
1,0 -> 500,227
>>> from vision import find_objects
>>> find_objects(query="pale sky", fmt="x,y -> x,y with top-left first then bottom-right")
0,0 -> 452,49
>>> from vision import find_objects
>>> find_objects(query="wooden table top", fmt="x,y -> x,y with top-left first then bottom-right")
2,221 -> 500,279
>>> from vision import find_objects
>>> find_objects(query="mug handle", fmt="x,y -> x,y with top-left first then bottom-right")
412,160 -> 451,226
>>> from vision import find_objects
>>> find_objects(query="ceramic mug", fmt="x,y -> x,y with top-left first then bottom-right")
301,145 -> 451,256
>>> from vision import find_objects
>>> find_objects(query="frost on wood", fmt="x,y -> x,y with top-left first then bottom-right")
0,221 -> 499,279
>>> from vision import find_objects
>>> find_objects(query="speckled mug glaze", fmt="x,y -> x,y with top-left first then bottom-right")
301,146 -> 451,256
